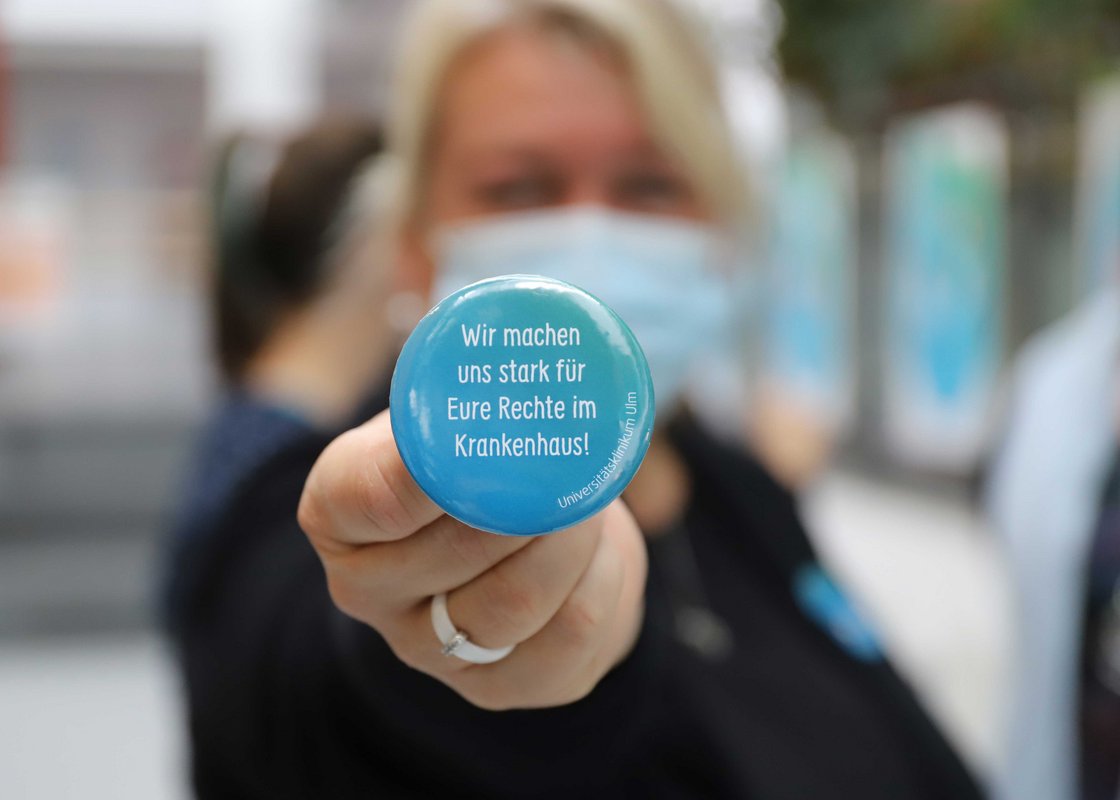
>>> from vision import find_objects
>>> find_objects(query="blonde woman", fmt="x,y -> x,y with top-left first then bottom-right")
171,2 -> 983,798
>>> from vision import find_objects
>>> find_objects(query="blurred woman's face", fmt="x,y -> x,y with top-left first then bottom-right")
400,25 -> 733,415
420,26 -> 710,230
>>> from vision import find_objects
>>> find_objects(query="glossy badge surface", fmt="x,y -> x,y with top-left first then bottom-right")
390,275 -> 655,536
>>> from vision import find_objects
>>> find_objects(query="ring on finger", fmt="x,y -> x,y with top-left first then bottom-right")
430,592 -> 515,664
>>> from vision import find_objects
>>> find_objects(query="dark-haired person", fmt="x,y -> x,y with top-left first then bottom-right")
164,117 -> 390,632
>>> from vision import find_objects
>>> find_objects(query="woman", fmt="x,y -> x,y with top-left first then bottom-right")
165,116 -> 388,632
173,2 -> 983,797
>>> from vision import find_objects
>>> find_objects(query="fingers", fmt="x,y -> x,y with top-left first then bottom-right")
386,503 -> 646,711
299,410 -> 441,552
299,407 -> 651,713
585,505 -> 648,677
457,516 -> 631,710
441,515 -> 602,649
321,513 -> 534,616
378,513 -> 604,674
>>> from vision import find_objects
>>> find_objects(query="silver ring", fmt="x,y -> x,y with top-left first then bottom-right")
430,592 -> 515,664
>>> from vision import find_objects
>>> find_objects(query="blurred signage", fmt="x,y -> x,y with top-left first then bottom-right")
1074,74 -> 1120,295
0,175 -> 70,327
881,104 -> 1007,472
763,129 -> 857,433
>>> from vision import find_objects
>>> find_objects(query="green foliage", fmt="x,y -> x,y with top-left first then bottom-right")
777,0 -> 1120,129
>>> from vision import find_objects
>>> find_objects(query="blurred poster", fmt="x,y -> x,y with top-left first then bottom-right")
1074,74 -> 1120,295
763,129 -> 857,433
0,175 -> 70,328
881,104 -> 1007,472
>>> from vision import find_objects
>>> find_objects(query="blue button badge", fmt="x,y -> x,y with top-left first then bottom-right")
390,275 -> 655,536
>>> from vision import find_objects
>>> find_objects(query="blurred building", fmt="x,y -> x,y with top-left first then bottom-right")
0,0 -> 409,634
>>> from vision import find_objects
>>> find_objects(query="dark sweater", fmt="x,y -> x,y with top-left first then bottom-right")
169,390 -> 984,799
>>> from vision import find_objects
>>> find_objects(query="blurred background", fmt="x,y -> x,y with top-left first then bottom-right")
0,0 -> 1117,796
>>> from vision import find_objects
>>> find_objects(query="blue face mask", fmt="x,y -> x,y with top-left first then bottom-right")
432,207 -> 734,412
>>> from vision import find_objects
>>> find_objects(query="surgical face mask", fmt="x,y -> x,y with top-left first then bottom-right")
431,206 -> 735,412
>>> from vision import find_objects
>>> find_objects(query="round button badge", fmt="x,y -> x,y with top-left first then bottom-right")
390,275 -> 655,536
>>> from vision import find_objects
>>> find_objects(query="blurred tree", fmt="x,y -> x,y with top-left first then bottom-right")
777,0 -> 1120,130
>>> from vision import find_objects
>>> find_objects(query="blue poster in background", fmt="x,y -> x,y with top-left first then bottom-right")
764,131 -> 857,432
882,104 -> 1007,472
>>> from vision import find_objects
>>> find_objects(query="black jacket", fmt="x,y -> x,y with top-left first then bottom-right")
171,390 -> 984,799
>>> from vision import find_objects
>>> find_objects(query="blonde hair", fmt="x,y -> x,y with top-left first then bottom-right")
383,0 -> 749,229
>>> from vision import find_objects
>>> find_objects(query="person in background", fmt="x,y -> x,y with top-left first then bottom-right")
988,282 -> 1120,800
170,2 -> 984,797
164,117 -> 389,633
